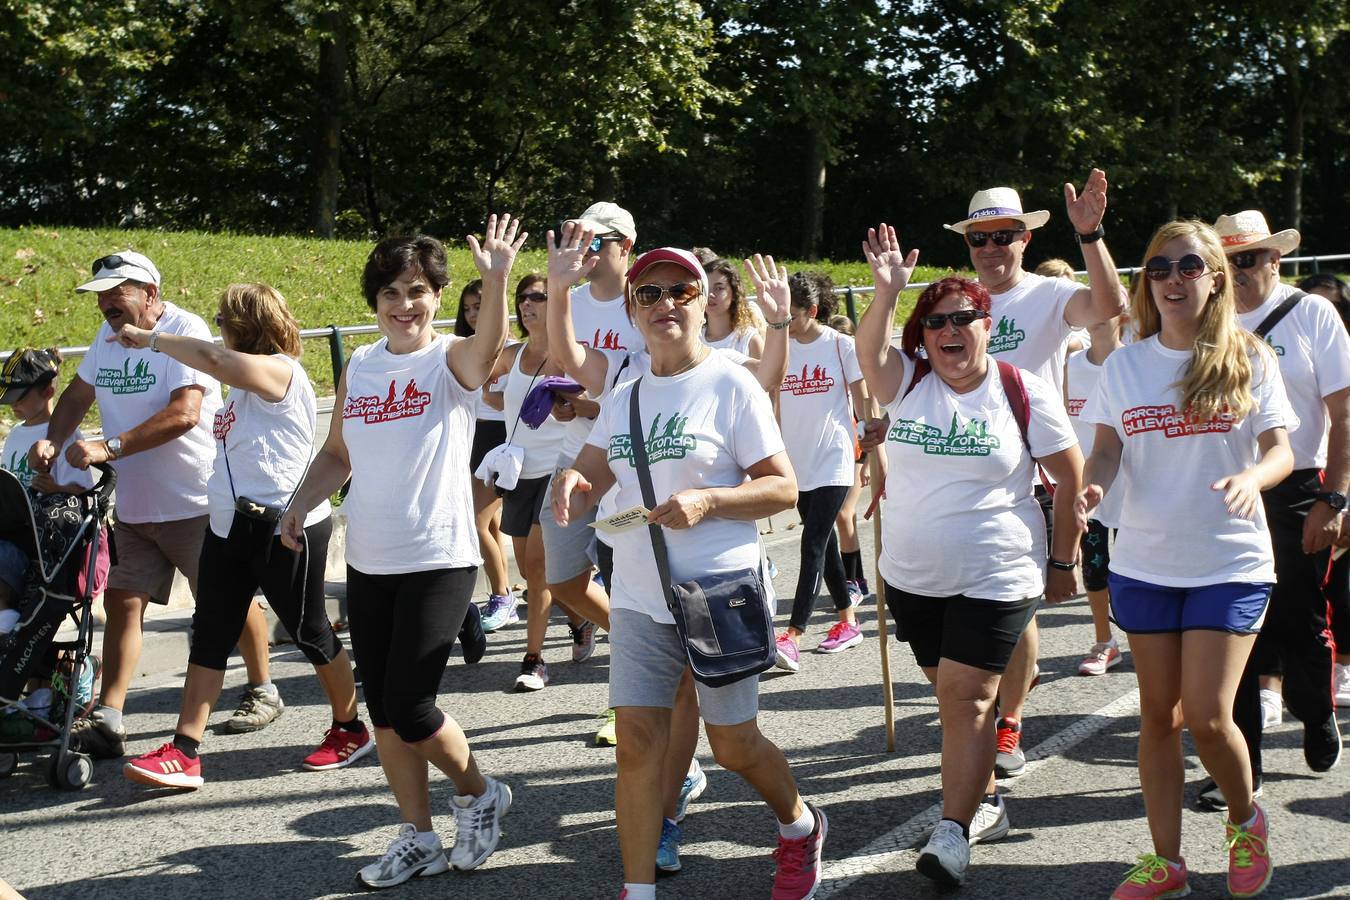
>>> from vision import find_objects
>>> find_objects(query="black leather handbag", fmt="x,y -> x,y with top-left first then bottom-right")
628,378 -> 777,687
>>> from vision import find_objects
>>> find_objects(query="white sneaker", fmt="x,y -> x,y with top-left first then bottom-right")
357,824 -> 448,888
1260,688 -> 1283,728
1334,663 -> 1350,707
449,776 -> 513,870
917,819 -> 969,886
968,794 -> 1009,845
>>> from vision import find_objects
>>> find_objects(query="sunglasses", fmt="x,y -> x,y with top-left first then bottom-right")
92,254 -> 134,274
1229,250 -> 1264,270
517,291 -> 548,304
1144,254 -> 1209,281
214,314 -> 224,326
585,234 -> 625,253
964,229 -> 1026,248
921,309 -> 989,330
632,282 -> 701,308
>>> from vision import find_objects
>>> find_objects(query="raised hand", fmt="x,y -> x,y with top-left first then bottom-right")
467,213 -> 527,280
862,223 -> 920,301
547,221 -> 600,289
742,253 -> 790,324
106,323 -> 153,350
1064,168 -> 1108,235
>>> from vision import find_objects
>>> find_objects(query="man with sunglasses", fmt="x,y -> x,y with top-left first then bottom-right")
27,251 -> 278,759
1194,210 -> 1350,804
944,172 -> 1127,781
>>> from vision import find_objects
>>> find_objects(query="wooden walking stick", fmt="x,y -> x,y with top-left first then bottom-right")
865,451 -> 895,751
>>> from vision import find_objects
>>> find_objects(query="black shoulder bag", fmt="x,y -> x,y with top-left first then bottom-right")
628,377 -> 777,686
1253,291 -> 1305,339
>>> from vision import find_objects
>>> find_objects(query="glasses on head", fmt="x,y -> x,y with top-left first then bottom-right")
1144,254 -> 1209,282
1229,250 -> 1264,270
517,291 -> 548,304
964,229 -> 1026,249
632,282 -> 701,308
920,309 -> 989,330
92,254 -> 133,274
585,234 -> 625,253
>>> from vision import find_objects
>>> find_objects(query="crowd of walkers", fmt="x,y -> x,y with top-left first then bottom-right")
1,175 -> 1348,900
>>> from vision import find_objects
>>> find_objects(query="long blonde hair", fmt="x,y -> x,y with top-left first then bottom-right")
1131,220 -> 1267,421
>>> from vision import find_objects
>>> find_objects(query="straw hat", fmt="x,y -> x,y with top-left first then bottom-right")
944,187 -> 1050,234
1212,210 -> 1300,256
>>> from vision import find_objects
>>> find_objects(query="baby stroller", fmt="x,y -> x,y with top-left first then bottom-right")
0,462 -> 114,789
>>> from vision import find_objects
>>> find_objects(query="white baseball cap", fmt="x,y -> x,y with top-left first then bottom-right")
76,250 -> 162,293
571,202 -> 637,241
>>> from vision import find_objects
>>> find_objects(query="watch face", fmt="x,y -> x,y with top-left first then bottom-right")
1320,491 -> 1347,510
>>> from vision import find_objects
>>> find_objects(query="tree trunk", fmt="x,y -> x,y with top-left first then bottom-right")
800,123 -> 827,262
593,163 -> 618,205
312,10 -> 348,238
1282,62 -> 1305,252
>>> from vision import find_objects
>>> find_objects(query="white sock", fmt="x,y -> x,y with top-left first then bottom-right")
779,805 -> 815,839
94,705 -> 123,730
686,758 -> 700,778
0,608 -> 19,634
622,884 -> 656,900
413,828 -> 440,848
249,681 -> 279,697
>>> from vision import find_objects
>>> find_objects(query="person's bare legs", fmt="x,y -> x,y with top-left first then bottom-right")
1087,589 -> 1114,644
998,616 -> 1039,722
661,670 -> 700,819
237,599 -> 271,685
375,716 -> 488,832
314,649 -> 359,722
548,570 -> 611,632
932,659 -> 1002,825
473,480 -> 509,597
1128,631 -> 1186,860
616,706 -> 673,885
1181,630 -> 1258,826
175,663 -> 227,741
515,527 -> 564,657
704,717 -> 805,824
98,588 -> 151,711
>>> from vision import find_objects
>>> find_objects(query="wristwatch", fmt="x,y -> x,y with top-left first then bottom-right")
1075,225 -> 1105,244
105,436 -> 123,459
1314,490 -> 1347,512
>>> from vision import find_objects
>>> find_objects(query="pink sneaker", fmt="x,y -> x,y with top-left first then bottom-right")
1110,854 -> 1190,899
1226,803 -> 1272,897
774,632 -> 801,673
123,743 -> 203,789
1078,640 -> 1122,676
303,725 -> 374,771
817,621 -> 863,654
772,804 -> 827,899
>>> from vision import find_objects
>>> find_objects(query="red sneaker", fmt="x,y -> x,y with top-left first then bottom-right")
1226,803 -> 1273,897
772,804 -> 828,900
124,743 -> 203,789
303,725 -> 374,771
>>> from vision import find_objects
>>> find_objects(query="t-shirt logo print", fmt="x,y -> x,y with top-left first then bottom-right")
1262,334 -> 1286,357
609,411 -> 697,466
590,328 -> 627,350
95,358 -> 157,394
987,316 -> 1027,354
781,363 -> 835,396
1121,404 -> 1235,439
213,400 -> 236,440
4,451 -> 35,488
343,378 -> 433,424
888,412 -> 1001,456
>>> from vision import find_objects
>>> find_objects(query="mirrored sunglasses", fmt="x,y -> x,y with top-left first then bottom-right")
1144,254 -> 1208,281
632,282 -> 701,308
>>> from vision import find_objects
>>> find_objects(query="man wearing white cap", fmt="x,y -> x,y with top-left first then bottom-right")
29,252 -> 279,758
1190,211 -> 1349,806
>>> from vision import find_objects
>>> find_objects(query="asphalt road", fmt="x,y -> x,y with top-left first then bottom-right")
2,517 -> 1348,900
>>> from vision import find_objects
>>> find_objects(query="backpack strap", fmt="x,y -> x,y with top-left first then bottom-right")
1253,291 -> 1306,339
902,356 -> 931,400
996,360 -> 1054,495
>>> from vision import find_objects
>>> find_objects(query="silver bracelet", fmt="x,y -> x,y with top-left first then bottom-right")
149,332 -> 161,352
768,318 -> 791,330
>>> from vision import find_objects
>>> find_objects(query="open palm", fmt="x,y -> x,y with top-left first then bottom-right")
862,223 -> 920,299
467,213 -> 527,279
743,253 -> 790,322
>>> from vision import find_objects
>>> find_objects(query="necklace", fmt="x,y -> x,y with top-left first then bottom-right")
658,345 -> 708,378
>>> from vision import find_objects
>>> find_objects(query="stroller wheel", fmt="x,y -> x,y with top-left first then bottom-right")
0,752 -> 16,777
48,751 -> 93,790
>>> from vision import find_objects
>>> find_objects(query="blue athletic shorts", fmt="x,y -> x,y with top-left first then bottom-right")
1108,573 -> 1271,634
0,538 -> 27,595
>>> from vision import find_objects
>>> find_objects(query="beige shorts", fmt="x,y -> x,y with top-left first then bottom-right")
106,514 -> 208,604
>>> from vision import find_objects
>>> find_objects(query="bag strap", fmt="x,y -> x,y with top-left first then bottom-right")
629,378 -> 678,611
1253,291 -> 1306,339
902,355 -> 931,400
834,334 -> 855,423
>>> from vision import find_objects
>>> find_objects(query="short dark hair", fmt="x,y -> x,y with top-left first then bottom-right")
454,279 -> 484,337
1298,272 -> 1350,334
788,272 -> 820,311
361,235 -> 450,311
513,272 -> 546,337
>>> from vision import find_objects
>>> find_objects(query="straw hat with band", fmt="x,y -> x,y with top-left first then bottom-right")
944,187 -> 1051,235
1212,210 -> 1300,257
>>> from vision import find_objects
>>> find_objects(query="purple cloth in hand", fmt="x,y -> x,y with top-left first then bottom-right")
520,376 -> 585,429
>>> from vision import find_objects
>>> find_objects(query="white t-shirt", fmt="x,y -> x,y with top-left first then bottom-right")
986,272 -> 1079,392
1237,282 -> 1350,470
76,302 -> 222,523
476,374 -> 507,423
341,334 -> 480,574
2,422 -> 95,491
501,346 -> 569,479
1080,336 -> 1295,586
1066,349 -> 1122,527
780,329 -> 862,490
704,327 -> 758,356
585,352 -> 783,624
207,356 -> 331,539
879,356 -> 1078,601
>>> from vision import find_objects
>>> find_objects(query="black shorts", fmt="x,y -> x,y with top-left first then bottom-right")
500,474 -> 550,537
469,419 -> 507,473
1079,519 -> 1114,592
884,582 -> 1039,673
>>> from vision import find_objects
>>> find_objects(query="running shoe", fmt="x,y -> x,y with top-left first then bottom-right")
481,593 -> 517,633
994,717 -> 1026,778
595,707 -> 618,746
69,708 -> 126,759
1334,662 -> 1350,707
774,632 -> 801,673
656,818 -> 683,873
771,803 -> 827,900
1304,713 -> 1342,773
515,654 -> 548,692
303,725 -> 374,771
916,818 -> 968,887
968,794 -> 1009,845
224,686 -> 285,733
845,581 -> 864,609
856,575 -> 869,596
1259,688 -> 1283,728
675,758 -> 707,823
1226,803 -> 1272,897
123,743 -> 203,789
1196,776 -> 1263,812
570,619 -> 597,663
459,603 -> 487,664
1110,854 -> 1190,899
1078,640 -> 1122,676
357,824 -> 448,889
816,621 -> 863,654
448,776 -> 513,870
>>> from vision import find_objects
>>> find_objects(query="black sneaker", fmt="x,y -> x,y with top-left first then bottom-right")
1305,713 -> 1343,773
459,603 -> 487,665
1196,775 -> 1263,811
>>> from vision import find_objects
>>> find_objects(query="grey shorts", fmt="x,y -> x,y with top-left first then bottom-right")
540,471 -> 598,585
608,607 -> 759,726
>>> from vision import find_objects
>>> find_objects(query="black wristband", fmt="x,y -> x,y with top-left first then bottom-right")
1075,225 -> 1105,244
1047,557 -> 1077,571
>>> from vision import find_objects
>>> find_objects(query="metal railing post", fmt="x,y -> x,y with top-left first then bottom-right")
326,324 -> 346,381
845,286 -> 857,325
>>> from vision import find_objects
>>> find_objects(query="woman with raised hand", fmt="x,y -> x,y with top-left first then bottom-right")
856,224 -> 1084,890
1077,221 -> 1293,900
549,231 -> 824,900
281,215 -> 522,890
114,283 -> 365,789
702,258 -> 765,357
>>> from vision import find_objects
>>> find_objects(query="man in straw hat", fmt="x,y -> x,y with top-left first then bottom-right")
1189,210 -> 1349,810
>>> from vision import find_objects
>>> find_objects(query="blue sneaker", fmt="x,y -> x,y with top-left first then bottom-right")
674,758 -> 707,823
846,581 -> 864,609
656,818 -> 682,873
480,594 -> 517,633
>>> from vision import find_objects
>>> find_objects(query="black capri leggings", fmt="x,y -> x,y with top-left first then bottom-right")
346,565 -> 476,744
188,517 -> 340,671
788,485 -> 852,632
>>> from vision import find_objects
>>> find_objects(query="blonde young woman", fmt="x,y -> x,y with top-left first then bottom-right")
702,258 -> 765,357
1076,221 -> 1295,900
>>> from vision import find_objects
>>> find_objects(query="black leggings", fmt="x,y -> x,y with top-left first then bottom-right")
346,565 -> 476,743
789,485 -> 851,632
188,517 -> 340,671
